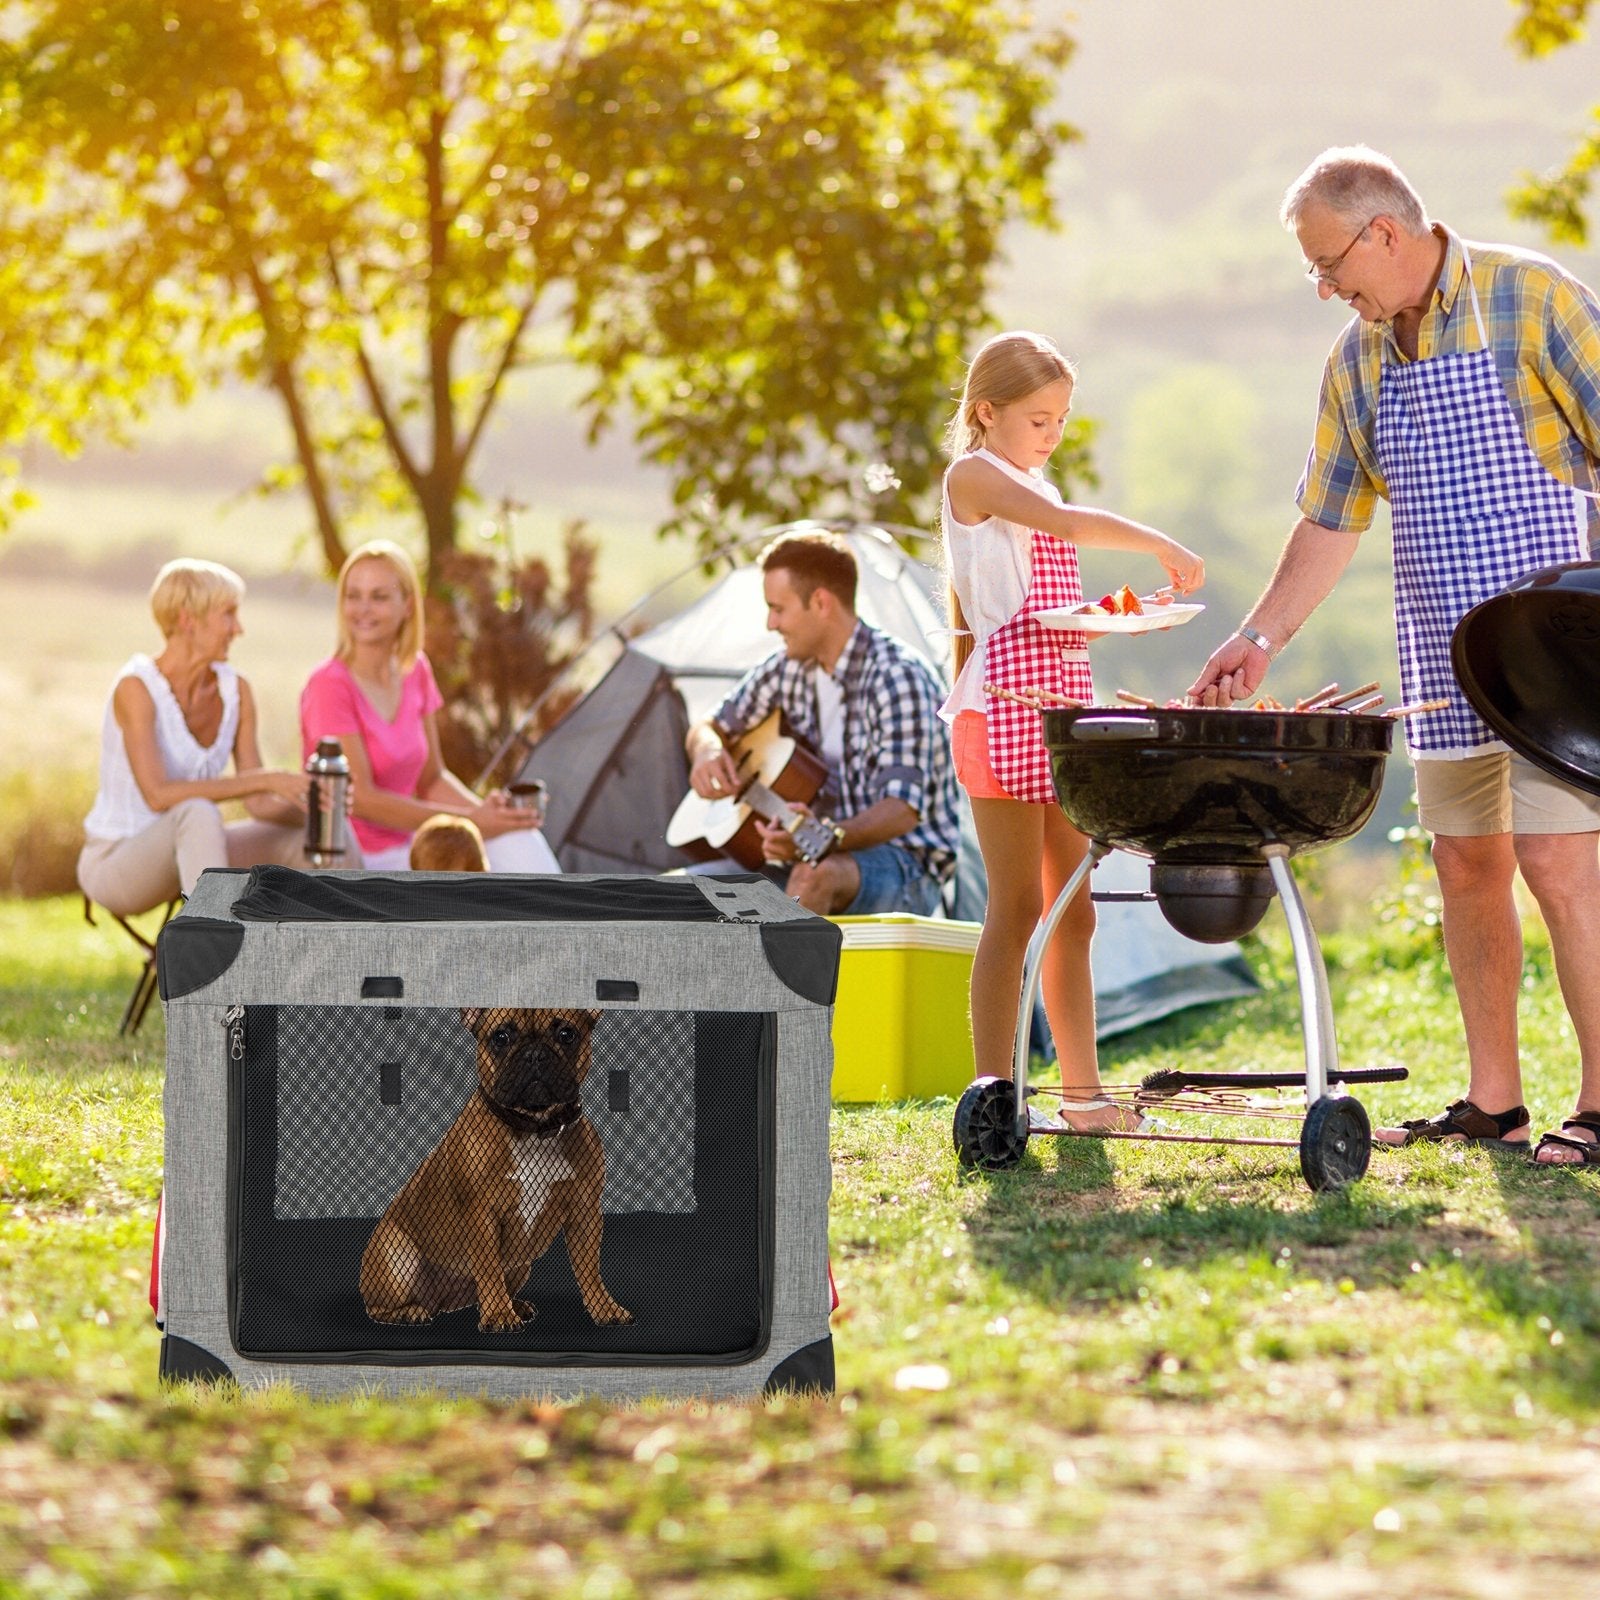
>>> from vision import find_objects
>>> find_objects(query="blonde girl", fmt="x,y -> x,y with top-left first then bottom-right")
299,539 -> 558,873
941,331 -> 1204,1129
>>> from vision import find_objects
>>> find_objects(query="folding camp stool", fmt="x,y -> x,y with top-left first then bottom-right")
83,895 -> 181,1035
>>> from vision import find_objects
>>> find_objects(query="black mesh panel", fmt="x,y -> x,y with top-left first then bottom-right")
230,1005 -> 772,1364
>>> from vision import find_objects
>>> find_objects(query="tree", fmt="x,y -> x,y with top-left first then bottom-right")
1507,0 -> 1600,242
0,1 -> 1077,578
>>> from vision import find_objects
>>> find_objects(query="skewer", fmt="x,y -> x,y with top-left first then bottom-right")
984,683 -> 1045,708
1345,693 -> 1386,714
1115,689 -> 1158,707
1324,679 -> 1381,708
1383,697 -> 1450,720
1295,682 -> 1342,710
983,683 -> 1084,710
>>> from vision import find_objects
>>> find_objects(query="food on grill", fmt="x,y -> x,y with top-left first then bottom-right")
1091,680 -> 1449,721
1009,679 -> 1446,722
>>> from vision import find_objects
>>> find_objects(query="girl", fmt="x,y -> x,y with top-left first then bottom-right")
941,331 -> 1204,1130
300,540 -> 559,873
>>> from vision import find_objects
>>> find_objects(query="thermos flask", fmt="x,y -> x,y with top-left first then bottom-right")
304,737 -> 351,867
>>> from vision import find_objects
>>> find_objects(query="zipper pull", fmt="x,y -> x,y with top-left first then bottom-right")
224,1004 -> 245,1062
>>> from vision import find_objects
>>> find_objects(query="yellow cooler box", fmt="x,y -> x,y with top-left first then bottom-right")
829,914 -> 980,1101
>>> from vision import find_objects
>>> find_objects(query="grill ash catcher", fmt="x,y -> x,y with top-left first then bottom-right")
953,705 -> 1407,1192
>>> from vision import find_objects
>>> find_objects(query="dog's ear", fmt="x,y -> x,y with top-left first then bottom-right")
460,1006 -> 485,1033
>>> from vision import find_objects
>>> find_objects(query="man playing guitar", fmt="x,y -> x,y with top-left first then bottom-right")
684,531 -> 960,917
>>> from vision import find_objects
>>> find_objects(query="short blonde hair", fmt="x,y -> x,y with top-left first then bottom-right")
409,814 -> 489,872
335,540 -> 423,667
1280,145 -> 1430,238
944,330 -> 1076,460
149,558 -> 246,639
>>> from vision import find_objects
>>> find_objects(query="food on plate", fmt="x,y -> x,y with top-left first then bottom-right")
1088,585 -> 1146,616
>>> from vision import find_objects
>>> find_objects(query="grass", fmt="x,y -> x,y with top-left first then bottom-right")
3,879 -> 1600,1598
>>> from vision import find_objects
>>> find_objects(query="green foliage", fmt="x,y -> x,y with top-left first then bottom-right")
1507,0 -> 1600,244
1368,818 -> 1448,970
0,765 -> 96,898
0,2 -> 1079,574
1510,0 -> 1592,55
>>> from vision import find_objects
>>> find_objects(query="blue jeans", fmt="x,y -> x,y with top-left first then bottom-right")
841,842 -> 942,916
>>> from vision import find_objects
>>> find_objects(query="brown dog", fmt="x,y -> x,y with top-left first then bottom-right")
359,1006 -> 633,1332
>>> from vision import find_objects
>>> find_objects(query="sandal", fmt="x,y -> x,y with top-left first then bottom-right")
1532,1111 -> 1600,1166
1056,1096 -> 1152,1135
1377,1098 -> 1529,1149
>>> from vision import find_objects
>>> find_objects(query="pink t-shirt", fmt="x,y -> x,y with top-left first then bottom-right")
300,654 -> 444,854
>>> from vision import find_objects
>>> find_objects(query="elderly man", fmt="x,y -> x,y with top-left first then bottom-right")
1190,145 -> 1600,1165
685,529 -> 960,917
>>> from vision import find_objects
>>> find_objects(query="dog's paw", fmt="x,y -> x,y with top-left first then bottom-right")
589,1301 -> 634,1327
366,1304 -> 434,1326
478,1305 -> 527,1333
512,1299 -> 539,1323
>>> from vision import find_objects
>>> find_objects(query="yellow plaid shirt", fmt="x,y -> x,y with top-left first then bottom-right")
1295,226 -> 1600,533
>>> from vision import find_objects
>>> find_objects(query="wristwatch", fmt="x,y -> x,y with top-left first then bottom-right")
1236,625 -> 1279,659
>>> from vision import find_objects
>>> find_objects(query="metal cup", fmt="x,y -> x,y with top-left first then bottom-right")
505,780 -> 547,821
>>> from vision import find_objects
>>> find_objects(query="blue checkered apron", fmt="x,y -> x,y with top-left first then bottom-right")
1376,246 -> 1590,756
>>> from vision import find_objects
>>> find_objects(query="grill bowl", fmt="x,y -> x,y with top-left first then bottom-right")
1042,707 -> 1394,939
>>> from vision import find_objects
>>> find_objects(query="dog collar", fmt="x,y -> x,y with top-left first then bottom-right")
479,1088 -> 582,1140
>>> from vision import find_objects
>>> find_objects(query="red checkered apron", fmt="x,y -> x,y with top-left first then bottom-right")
984,530 -> 1093,803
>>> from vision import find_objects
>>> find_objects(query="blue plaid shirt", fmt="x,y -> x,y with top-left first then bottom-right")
712,621 -> 960,884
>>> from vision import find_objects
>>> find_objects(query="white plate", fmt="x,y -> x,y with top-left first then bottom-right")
1036,602 -> 1204,635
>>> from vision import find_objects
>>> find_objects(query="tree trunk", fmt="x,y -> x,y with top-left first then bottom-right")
422,471 -> 459,591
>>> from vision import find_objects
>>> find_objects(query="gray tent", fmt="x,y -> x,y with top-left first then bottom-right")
509,521 -> 1256,1041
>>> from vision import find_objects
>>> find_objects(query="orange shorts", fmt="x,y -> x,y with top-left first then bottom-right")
952,710 -> 1014,800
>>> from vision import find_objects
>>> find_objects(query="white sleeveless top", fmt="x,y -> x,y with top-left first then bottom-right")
938,447 -> 1065,721
83,655 -> 241,841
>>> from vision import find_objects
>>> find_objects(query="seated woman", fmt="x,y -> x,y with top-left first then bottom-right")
78,558 -> 332,917
300,539 -> 559,873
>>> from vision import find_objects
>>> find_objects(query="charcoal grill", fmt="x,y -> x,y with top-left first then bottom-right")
953,706 -> 1404,1191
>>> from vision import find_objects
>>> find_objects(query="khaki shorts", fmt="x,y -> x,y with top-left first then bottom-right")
1413,749 -> 1600,837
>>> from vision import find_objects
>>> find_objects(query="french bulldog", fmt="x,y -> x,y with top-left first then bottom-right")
359,1006 -> 633,1332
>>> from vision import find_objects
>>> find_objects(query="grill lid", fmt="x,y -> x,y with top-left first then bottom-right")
1452,558 -> 1600,798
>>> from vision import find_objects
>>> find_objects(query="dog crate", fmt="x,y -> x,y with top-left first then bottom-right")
154,866 -> 840,1402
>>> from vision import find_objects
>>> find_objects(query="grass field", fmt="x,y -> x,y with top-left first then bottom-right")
4,882 -> 1600,1598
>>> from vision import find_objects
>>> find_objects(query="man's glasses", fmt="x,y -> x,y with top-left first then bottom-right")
1305,218 -> 1377,285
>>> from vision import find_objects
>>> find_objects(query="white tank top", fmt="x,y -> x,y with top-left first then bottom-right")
938,447 -> 1063,721
83,655 -> 241,841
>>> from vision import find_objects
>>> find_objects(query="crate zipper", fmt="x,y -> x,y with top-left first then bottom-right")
224,1003 -> 245,1062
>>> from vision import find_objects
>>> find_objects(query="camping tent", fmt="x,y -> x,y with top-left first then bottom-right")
509,520 -> 1256,1041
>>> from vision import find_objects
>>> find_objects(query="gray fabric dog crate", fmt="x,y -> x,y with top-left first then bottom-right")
154,866 -> 840,1401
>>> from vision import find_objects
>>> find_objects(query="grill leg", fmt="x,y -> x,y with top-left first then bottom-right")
1013,841 -> 1109,1140
1264,846 -> 1336,1104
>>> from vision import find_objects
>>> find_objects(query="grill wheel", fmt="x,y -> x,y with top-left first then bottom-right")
953,1077 -> 1028,1172
1299,1094 -> 1372,1191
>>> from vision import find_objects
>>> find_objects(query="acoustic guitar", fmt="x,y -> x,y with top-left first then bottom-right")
666,708 -> 842,870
